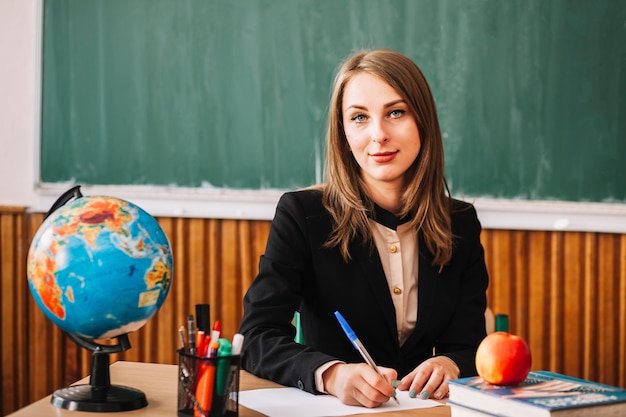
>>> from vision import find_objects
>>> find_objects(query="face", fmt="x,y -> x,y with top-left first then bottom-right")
342,72 -> 421,192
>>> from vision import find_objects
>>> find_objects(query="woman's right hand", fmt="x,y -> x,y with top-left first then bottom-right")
322,362 -> 398,408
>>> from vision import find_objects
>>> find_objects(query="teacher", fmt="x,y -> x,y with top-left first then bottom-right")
239,49 -> 489,408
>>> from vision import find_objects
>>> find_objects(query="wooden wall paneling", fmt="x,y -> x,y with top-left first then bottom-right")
482,229 -> 514,323
212,219 -> 234,339
175,217 -> 192,331
596,234 -> 620,386
20,211 -> 30,407
0,208 -> 25,414
220,219 -> 242,340
617,235 -> 626,387
562,232 -> 585,379
512,231 -> 530,339
148,217 -> 177,364
236,220 -> 253,328
0,210 -> 15,414
24,212 -> 60,404
188,217 -> 210,312
526,231 -> 551,372
3,208 -> 626,415
14,212 -> 29,409
207,219 -> 222,330
548,232 -> 564,373
583,233 -> 600,382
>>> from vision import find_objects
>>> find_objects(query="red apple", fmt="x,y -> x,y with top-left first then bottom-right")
475,331 -> 532,385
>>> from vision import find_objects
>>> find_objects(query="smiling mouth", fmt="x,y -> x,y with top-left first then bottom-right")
370,152 -> 397,163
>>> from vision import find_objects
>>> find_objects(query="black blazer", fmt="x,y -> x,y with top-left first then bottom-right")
239,189 -> 488,394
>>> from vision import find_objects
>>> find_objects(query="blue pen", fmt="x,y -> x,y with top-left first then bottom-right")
334,311 -> 400,404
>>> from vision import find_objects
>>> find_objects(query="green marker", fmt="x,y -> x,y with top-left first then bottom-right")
211,338 -> 232,417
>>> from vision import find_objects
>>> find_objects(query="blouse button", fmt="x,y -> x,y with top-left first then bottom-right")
393,287 -> 402,295
389,245 -> 398,253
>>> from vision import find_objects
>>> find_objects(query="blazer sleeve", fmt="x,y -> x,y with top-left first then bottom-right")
433,203 -> 489,376
238,191 -> 337,394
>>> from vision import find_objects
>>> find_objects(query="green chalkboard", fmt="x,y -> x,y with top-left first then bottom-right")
41,0 -> 626,203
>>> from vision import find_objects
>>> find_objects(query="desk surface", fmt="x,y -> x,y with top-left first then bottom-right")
8,361 -> 451,417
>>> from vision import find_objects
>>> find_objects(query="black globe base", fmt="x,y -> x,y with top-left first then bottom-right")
51,333 -> 148,412
51,384 -> 147,412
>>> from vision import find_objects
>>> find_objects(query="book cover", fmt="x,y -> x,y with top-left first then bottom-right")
448,371 -> 626,417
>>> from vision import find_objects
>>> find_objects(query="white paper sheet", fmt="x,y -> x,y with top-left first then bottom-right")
238,387 -> 444,417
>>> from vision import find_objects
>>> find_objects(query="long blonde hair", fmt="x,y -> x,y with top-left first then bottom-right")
322,49 -> 453,269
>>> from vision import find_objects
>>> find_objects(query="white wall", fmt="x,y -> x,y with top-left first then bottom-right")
0,0 -> 38,207
0,0 -> 623,232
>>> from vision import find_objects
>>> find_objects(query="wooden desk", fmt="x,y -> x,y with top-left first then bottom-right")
7,361 -> 451,417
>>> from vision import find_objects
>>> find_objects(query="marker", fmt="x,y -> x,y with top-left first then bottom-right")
212,338 -> 233,416
196,303 -> 211,333
231,333 -> 244,356
211,320 -> 221,342
334,311 -> 399,405
195,340 -> 219,417
221,333 -> 244,413
196,330 -> 205,351
215,339 -> 232,394
198,334 -> 210,357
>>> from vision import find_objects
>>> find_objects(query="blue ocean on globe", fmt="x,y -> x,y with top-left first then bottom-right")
27,196 -> 173,340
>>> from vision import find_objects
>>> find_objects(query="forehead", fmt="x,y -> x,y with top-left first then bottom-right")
342,72 -> 402,108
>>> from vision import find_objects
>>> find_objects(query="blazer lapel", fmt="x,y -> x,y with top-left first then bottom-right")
350,242 -> 399,346
402,235 -> 438,348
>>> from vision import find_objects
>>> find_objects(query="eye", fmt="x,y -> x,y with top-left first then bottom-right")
350,114 -> 367,123
389,109 -> 406,118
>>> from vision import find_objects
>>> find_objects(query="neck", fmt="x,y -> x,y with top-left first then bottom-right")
365,182 -> 403,216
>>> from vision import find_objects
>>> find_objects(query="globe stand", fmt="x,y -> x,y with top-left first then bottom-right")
51,333 -> 148,412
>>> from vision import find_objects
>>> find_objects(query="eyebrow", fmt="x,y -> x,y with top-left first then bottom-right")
344,99 -> 407,112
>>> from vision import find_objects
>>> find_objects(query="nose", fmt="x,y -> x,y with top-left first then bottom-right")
370,119 -> 389,143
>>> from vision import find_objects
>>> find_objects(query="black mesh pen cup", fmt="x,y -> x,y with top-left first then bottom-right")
177,349 -> 240,417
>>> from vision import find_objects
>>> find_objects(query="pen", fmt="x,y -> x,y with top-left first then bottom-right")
334,311 -> 400,405
187,314 -> 196,355
178,325 -> 187,351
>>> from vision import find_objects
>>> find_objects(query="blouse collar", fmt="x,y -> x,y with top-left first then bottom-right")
372,204 -> 412,231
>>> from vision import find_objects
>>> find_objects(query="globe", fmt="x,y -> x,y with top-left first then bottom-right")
27,193 -> 173,340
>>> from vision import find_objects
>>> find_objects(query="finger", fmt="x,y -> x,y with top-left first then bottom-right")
411,368 -> 444,399
353,385 -> 389,408
331,368 -> 386,408
360,367 -> 396,399
377,366 -> 398,384
351,373 -> 393,407
402,367 -> 431,396
432,381 -> 449,400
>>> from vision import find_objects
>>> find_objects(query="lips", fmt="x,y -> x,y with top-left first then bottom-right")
370,151 -> 397,163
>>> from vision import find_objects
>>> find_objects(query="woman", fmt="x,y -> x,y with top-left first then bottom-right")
238,49 -> 489,408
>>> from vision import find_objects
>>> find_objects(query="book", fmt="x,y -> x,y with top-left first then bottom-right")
448,370 -> 626,417
449,402 -> 502,416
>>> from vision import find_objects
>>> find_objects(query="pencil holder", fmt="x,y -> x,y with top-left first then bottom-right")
177,349 -> 240,417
